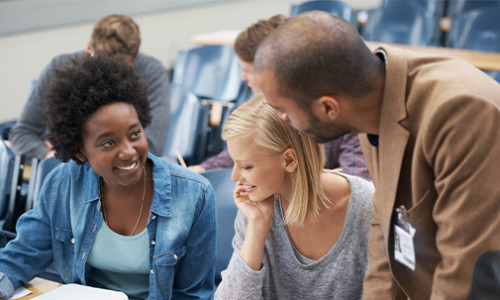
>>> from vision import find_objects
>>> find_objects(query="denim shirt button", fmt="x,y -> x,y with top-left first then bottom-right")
150,269 -> 154,274
92,224 -> 97,232
151,214 -> 156,220
71,238 -> 75,244
174,254 -> 178,260
151,240 -> 155,245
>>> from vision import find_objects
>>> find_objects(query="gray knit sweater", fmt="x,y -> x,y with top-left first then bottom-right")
215,173 -> 374,300
10,50 -> 170,158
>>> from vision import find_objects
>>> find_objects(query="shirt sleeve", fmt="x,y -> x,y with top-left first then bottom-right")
332,134 -> 371,181
215,211 -> 265,300
200,148 -> 234,171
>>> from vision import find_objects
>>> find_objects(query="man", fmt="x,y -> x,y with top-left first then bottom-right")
254,11 -> 500,299
189,14 -> 370,181
10,14 -> 170,158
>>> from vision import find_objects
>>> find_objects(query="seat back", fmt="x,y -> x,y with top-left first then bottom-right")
0,138 -> 15,220
290,0 -> 358,27
162,84 -> 209,165
382,0 -> 446,17
27,156 -> 61,210
172,45 -> 242,102
200,168 -> 237,285
446,0 -> 500,18
362,1 -> 440,46
446,7 -> 500,52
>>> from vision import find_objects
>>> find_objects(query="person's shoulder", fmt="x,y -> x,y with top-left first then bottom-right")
45,159 -> 90,180
149,154 -> 211,188
133,53 -> 169,82
134,53 -> 165,69
49,50 -> 86,68
337,173 -> 374,202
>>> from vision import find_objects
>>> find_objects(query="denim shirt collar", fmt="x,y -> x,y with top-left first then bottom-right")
81,153 -> 172,217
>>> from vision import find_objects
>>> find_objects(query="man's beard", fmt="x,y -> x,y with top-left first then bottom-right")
302,111 -> 356,143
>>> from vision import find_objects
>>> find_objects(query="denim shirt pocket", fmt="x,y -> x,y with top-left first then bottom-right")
53,228 -> 74,282
153,244 -> 187,299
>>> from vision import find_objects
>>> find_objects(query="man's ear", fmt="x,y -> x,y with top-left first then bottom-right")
86,41 -> 93,55
282,148 -> 298,173
316,96 -> 340,121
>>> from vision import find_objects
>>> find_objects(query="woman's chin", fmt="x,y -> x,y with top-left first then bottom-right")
248,193 -> 272,203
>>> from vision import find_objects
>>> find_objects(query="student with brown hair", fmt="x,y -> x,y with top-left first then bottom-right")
10,14 -> 170,159
190,14 -> 370,181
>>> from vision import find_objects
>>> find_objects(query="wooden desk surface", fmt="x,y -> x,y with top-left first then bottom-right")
17,277 -> 62,299
191,30 -> 500,71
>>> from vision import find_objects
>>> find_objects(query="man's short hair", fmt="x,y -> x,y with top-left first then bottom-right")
234,14 -> 287,63
91,14 -> 141,62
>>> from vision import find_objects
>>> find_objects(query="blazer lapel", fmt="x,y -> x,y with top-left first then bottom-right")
375,45 -> 411,241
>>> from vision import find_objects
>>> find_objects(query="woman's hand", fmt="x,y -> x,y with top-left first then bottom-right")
234,182 -> 275,270
233,182 -> 274,227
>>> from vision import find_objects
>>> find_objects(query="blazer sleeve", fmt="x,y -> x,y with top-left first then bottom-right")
422,97 -> 500,299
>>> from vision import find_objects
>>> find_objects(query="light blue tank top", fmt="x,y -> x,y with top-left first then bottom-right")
87,220 -> 150,300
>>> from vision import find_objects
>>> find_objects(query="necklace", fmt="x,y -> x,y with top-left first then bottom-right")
99,165 -> 147,236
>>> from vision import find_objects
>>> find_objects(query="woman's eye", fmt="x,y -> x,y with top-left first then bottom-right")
241,165 -> 253,170
132,129 -> 141,138
101,140 -> 114,148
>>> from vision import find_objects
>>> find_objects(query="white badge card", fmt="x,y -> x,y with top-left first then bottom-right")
394,223 -> 416,271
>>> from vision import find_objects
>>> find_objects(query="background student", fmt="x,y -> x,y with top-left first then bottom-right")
188,14 -> 370,181
215,94 -> 374,299
9,14 -> 170,158
0,54 -> 216,300
254,11 -> 500,299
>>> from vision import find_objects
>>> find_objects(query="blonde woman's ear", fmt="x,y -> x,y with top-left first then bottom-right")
282,148 -> 298,172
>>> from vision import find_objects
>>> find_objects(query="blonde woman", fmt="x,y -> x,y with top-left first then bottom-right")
215,94 -> 374,299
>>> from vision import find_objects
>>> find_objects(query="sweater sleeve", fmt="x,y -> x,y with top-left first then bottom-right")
215,211 -> 265,300
134,54 -> 170,156
9,53 -> 78,159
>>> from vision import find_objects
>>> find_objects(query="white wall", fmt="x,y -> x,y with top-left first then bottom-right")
0,0 -> 380,123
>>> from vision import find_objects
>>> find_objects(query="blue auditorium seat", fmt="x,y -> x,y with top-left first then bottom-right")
162,84 -> 209,165
290,0 -> 358,27
446,0 -> 500,18
362,1 -> 440,46
446,7 -> 500,83
200,168 -> 237,285
172,45 -> 243,102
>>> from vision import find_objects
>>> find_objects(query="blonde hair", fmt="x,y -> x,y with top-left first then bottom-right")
91,14 -> 141,62
223,94 -> 329,226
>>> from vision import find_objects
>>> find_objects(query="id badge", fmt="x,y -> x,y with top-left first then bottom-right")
394,206 -> 416,271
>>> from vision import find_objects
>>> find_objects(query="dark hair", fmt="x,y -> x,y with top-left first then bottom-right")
254,11 -> 378,106
44,54 -> 151,164
234,14 -> 287,63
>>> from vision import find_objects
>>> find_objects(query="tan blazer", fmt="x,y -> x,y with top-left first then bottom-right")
360,45 -> 500,300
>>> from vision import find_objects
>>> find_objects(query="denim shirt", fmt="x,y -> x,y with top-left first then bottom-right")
0,153 -> 217,300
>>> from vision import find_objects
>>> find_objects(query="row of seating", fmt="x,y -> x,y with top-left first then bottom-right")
290,0 -> 500,82
163,44 -> 251,166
